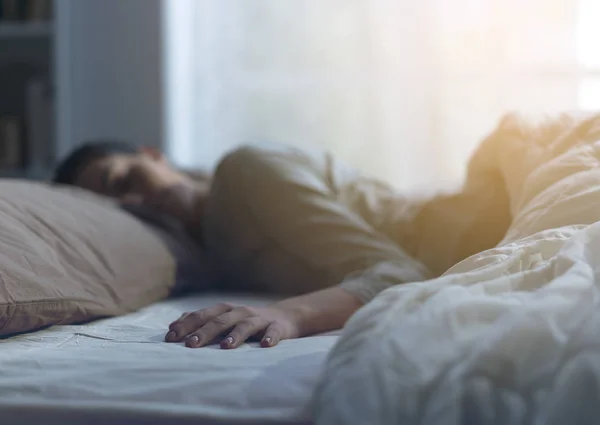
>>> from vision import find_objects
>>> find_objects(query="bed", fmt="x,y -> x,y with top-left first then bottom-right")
0,293 -> 337,425
3,112 -> 600,425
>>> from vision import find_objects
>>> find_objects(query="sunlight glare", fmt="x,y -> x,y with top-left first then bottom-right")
577,0 -> 600,69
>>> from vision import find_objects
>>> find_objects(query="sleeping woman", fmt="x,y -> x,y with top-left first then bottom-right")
53,141 -> 506,349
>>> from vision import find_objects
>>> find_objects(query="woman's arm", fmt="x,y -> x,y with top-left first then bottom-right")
165,287 -> 364,349
274,287 -> 364,337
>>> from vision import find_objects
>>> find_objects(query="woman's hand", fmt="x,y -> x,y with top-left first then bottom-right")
141,182 -> 202,226
121,179 -> 207,230
164,288 -> 364,349
165,303 -> 301,349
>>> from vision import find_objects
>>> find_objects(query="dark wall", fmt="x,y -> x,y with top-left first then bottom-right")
57,0 -> 163,159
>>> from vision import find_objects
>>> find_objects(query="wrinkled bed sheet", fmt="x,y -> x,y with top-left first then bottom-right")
0,294 -> 338,425
315,113 -> 600,425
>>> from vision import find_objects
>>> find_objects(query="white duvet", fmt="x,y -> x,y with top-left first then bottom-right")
315,113 -> 600,425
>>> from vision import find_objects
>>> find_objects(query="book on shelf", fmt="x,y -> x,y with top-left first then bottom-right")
26,78 -> 54,170
0,115 -> 22,168
0,0 -> 52,22
0,78 -> 54,174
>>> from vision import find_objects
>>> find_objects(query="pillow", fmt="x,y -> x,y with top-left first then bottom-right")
0,181 -> 176,336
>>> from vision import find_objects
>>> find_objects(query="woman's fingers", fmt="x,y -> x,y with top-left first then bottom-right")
185,306 -> 257,348
145,188 -> 179,216
221,316 -> 270,349
261,322 -> 284,348
119,193 -> 144,206
166,304 -> 293,349
143,184 -> 197,223
165,303 -> 234,342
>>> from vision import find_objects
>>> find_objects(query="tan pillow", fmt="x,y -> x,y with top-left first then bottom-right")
0,181 -> 176,336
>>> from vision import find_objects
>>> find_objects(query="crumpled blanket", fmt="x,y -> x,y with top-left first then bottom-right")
314,112 -> 600,425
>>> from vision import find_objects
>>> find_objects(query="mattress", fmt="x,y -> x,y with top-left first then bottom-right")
0,293 -> 339,425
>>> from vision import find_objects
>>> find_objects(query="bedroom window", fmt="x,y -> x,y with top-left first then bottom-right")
577,0 -> 600,111
164,0 -> 600,191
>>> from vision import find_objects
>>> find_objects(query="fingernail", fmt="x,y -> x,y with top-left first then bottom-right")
261,337 -> 272,347
187,335 -> 200,347
166,331 -> 176,341
221,336 -> 234,348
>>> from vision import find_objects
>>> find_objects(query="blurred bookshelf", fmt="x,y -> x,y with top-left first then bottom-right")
0,0 -> 54,181
0,21 -> 52,39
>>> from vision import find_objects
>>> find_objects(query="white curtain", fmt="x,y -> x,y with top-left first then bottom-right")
164,0 -> 600,193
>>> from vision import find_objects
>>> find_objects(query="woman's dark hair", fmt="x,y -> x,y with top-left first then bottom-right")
53,140 -> 138,185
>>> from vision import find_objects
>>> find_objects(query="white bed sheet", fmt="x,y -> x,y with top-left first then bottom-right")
0,293 -> 339,425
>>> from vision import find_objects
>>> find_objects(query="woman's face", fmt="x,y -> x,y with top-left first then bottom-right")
73,150 -> 184,204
